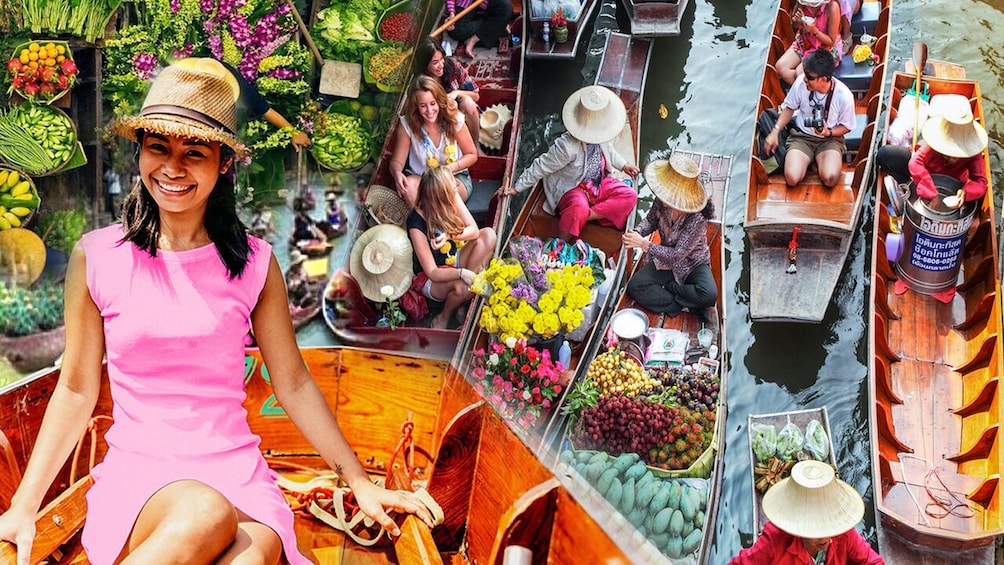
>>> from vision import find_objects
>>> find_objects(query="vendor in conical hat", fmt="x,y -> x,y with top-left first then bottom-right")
622,154 -> 717,321
876,93 -> 988,208
728,460 -> 884,565
502,85 -> 639,242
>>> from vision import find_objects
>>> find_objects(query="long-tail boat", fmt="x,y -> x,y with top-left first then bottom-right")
0,347 -> 666,564
453,31 -> 652,445
868,66 -> 1003,563
744,0 -> 890,322
322,3 -> 526,359
619,0 -> 690,37
746,407 -> 836,539
523,0 -> 599,60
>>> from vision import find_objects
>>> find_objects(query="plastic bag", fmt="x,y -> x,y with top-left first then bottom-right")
804,419 -> 830,461
886,94 -> 930,147
776,422 -> 805,461
751,423 -> 777,463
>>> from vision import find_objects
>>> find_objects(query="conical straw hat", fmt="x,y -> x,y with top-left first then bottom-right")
922,94 -> 988,158
561,85 -> 626,144
349,224 -> 414,302
644,154 -> 708,213
479,103 -> 512,150
762,460 -> 865,539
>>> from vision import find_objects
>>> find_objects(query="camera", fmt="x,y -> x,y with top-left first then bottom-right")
804,107 -> 825,130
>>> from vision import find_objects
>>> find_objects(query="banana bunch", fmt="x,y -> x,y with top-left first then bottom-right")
0,169 -> 41,230
754,456 -> 795,494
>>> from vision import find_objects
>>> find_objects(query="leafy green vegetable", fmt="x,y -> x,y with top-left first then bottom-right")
751,423 -> 777,463
314,0 -> 382,63
776,422 -> 804,460
804,419 -> 829,461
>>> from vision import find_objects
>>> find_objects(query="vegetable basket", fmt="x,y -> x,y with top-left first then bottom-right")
0,167 -> 40,230
363,44 -> 409,93
6,40 -> 77,105
309,111 -> 373,172
0,104 -> 80,177
376,0 -> 417,43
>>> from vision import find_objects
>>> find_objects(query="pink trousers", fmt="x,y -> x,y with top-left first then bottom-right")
556,176 -> 637,237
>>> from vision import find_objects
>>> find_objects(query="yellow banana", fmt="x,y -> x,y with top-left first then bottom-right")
10,207 -> 31,217
11,181 -> 31,196
3,212 -> 20,227
4,171 -> 19,190
0,217 -> 11,230
0,170 -> 8,188
14,192 -> 34,201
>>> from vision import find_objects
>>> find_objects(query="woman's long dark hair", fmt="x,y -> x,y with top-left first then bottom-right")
120,133 -> 252,280
413,36 -> 458,90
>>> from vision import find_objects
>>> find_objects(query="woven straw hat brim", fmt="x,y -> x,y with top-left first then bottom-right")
762,460 -> 865,539
479,104 -> 513,150
110,114 -> 246,156
644,155 -> 708,213
365,185 -> 410,227
922,97 -> 988,158
562,85 -> 627,145
349,224 -> 414,302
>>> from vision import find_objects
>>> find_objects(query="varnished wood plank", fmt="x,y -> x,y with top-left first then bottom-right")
427,403 -> 484,551
955,378 -> 999,417
954,292 -> 996,332
754,201 -> 855,224
487,479 -> 558,565
0,476 -> 91,564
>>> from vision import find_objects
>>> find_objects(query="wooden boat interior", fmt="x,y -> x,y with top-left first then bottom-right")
744,0 -> 890,322
869,72 -> 1004,552
321,5 -> 526,356
453,32 -> 652,449
524,0 -> 598,59
746,407 -> 836,540
0,348 -> 646,564
620,0 -> 691,37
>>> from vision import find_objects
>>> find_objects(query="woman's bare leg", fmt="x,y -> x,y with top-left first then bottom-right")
215,511 -> 282,565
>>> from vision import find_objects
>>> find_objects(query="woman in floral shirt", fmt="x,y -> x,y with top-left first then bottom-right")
623,154 -> 717,319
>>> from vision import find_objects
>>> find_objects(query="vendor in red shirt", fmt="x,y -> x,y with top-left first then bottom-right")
876,93 -> 988,208
729,460 -> 884,565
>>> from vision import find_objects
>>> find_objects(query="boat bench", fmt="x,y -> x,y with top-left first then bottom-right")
468,179 -> 500,228
850,1 -> 881,38
834,55 -> 876,93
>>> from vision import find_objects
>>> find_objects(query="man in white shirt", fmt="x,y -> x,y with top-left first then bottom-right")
763,49 -> 856,188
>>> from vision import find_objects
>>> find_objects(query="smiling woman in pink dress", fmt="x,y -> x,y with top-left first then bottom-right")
0,58 -> 433,565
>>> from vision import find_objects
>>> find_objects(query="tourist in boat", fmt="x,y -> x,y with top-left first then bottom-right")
729,460 -> 884,565
775,0 -> 843,84
443,0 -> 513,60
762,49 -> 856,189
876,93 -> 988,209
622,155 -> 717,320
502,85 -> 639,242
408,166 -> 496,329
415,35 -> 482,149
0,59 -> 434,565
390,74 -> 478,208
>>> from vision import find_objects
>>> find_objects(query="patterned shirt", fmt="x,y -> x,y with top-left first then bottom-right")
446,0 -> 488,14
441,58 -> 478,95
634,199 -> 712,283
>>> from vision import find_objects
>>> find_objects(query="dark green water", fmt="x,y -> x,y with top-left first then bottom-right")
517,0 -> 1004,562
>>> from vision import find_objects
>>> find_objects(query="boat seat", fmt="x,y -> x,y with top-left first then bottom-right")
833,55 -> 875,93
844,112 -> 867,152
468,179 -> 500,228
850,1 -> 881,37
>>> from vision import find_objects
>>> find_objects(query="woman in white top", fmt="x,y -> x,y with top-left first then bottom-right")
390,75 -> 478,208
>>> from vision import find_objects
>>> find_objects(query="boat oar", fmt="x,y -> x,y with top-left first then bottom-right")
911,42 -> 928,150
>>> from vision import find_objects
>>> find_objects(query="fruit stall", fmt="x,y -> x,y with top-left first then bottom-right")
0,0 -> 432,387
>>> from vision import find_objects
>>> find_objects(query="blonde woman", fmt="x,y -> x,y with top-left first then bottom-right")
390,75 -> 478,208
408,167 -> 496,329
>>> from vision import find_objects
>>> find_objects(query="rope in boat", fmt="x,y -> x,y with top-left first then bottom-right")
898,454 -> 932,527
924,466 -> 975,519
70,415 -> 113,483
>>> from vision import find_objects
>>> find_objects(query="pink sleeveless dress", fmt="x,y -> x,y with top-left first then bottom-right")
79,225 -> 309,565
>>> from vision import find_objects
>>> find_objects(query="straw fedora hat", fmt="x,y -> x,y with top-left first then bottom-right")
561,85 -> 626,145
644,154 -> 708,213
479,103 -> 513,150
762,460 -> 865,539
365,185 -> 410,227
349,224 -> 414,302
922,94 -> 988,158
110,58 -> 245,155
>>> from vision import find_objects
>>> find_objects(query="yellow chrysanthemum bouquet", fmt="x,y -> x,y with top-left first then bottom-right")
471,237 -> 597,344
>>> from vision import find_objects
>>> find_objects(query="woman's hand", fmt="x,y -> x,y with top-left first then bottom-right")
393,171 -> 408,198
622,231 -> 649,251
0,507 -> 36,565
622,164 -> 640,177
430,231 -> 448,250
350,480 -> 436,536
291,131 -> 311,151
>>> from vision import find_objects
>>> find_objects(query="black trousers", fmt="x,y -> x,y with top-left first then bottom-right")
876,145 -> 912,184
626,262 -> 718,316
447,0 -> 513,47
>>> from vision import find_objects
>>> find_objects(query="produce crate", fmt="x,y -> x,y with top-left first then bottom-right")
7,40 -> 77,105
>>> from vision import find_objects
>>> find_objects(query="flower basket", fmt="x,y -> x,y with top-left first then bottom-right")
6,40 -> 77,105
470,339 -> 568,432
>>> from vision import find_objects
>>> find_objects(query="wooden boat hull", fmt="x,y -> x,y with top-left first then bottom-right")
744,0 -> 891,322
0,347 -> 646,564
621,0 -> 689,37
524,0 -> 599,59
323,5 -> 527,357
454,32 -> 652,447
747,407 -> 836,539
869,71 -> 1004,555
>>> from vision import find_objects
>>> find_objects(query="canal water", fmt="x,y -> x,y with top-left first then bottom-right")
513,0 -> 1004,562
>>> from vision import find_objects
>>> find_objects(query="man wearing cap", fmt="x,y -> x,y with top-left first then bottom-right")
729,460 -> 884,565
623,154 -> 717,320
503,85 -> 639,242
763,49 -> 856,189
876,93 -> 988,209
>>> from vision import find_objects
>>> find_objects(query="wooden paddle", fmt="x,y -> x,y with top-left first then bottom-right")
911,42 -> 928,150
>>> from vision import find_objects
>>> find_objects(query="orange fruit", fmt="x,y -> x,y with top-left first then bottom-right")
56,45 -> 65,55
27,51 -> 38,62
56,55 -> 65,63
27,43 -> 39,53
18,53 -> 29,64
27,61 -> 38,69
44,58 -> 55,67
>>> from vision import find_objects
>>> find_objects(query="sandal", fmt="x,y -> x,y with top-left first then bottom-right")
307,486 -> 445,547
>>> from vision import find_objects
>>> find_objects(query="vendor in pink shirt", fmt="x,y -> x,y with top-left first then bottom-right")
729,460 -> 884,565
